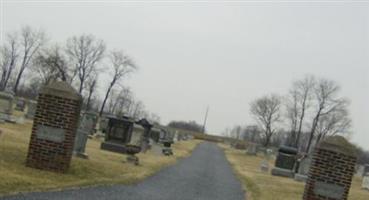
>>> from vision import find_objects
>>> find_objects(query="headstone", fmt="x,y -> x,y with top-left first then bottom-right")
355,165 -> 365,177
247,143 -> 257,155
150,127 -> 161,143
271,146 -> 297,178
162,140 -> 173,156
14,98 -> 26,111
257,146 -> 267,155
294,156 -> 311,182
265,148 -> 274,160
26,81 -> 82,173
303,136 -> 357,200
363,164 -> 369,177
100,116 -> 136,154
129,124 -> 145,147
260,160 -> 269,172
0,91 -> 14,122
25,100 -> 37,119
125,145 -> 141,165
15,116 -> 25,124
99,117 -> 109,133
234,142 -> 247,150
362,173 -> 369,190
136,118 -> 153,152
150,141 -> 163,156
173,132 -> 178,142
100,116 -> 148,158
73,113 -> 95,159
83,112 -> 98,135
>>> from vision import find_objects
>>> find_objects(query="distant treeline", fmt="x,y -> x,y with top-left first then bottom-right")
167,120 -> 203,133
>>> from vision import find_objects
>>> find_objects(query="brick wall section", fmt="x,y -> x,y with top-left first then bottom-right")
303,136 -> 357,200
26,82 -> 81,173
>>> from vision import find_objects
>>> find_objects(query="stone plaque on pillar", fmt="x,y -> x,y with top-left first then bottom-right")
303,136 -> 357,200
26,81 -> 82,173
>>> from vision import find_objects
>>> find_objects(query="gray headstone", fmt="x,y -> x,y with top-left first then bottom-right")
0,92 -> 14,121
260,160 -> 269,172
80,114 -> 95,134
73,129 -> 89,159
15,116 -> 25,124
263,148 -> 274,160
73,115 -> 94,159
298,157 -> 311,175
150,142 -> 163,156
247,143 -> 257,155
363,164 -> 369,177
294,156 -> 311,182
99,117 -> 109,133
26,100 -> 37,119
15,98 -> 26,111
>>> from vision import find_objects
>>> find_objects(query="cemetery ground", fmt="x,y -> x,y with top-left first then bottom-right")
0,116 -> 201,196
221,144 -> 368,200
0,142 -> 244,200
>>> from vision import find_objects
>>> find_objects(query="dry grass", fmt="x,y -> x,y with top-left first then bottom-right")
220,144 -> 369,200
0,120 -> 201,196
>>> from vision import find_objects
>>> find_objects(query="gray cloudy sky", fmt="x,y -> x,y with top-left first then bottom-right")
1,1 -> 368,150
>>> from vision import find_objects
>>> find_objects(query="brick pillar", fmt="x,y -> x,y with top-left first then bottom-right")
303,136 -> 357,200
26,81 -> 81,173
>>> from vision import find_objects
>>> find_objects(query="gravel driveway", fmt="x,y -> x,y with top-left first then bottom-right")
1,142 -> 245,200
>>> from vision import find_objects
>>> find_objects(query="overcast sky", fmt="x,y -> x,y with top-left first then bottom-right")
1,1 -> 368,150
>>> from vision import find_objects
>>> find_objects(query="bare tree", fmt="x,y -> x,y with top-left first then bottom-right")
66,34 -> 105,94
99,50 -> 136,116
242,125 -> 261,142
305,79 -> 349,153
250,94 -> 282,147
230,125 -> 242,140
148,113 -> 161,125
0,34 -> 18,91
286,89 -> 299,146
286,75 -> 315,147
315,102 -> 351,144
13,26 -> 46,94
33,45 -> 69,84
111,87 -> 132,116
130,100 -> 145,120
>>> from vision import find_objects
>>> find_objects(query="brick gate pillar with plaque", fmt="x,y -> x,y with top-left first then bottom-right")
26,81 -> 82,173
303,136 -> 357,200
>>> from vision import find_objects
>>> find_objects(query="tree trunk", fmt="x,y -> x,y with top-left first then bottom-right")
86,89 -> 93,111
13,67 -> 25,94
305,111 -> 321,153
99,84 -> 113,116
78,80 -> 84,94
295,99 -> 307,147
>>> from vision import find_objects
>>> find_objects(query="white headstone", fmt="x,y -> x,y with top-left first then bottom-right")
260,160 -> 269,172
362,174 -> 369,190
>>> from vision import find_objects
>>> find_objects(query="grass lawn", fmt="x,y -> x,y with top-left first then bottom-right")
0,118 -> 201,196
221,144 -> 369,200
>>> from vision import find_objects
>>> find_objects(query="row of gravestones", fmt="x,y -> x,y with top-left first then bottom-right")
265,137 -> 369,199
0,91 -> 37,123
24,81 -> 185,172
